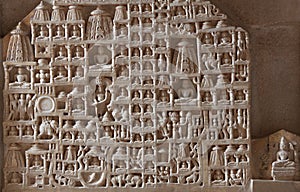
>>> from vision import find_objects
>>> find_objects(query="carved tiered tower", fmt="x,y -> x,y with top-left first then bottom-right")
2,0 -> 250,191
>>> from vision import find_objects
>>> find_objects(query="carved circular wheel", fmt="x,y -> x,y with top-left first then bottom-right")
36,96 -> 55,113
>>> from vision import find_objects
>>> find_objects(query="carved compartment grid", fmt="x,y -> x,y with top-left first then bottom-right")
2,0 -> 250,191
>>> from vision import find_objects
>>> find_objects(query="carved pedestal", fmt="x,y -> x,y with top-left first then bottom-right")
271,167 -> 296,181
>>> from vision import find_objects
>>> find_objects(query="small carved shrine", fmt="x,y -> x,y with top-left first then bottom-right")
2,0 -> 250,191
252,129 -> 300,181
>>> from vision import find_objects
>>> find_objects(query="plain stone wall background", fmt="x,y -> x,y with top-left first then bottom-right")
0,0 -> 299,138
210,0 -> 300,138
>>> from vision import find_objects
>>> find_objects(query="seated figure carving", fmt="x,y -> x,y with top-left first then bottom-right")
272,137 -> 295,168
90,46 -> 111,70
10,68 -> 30,88
175,79 -> 196,105
271,136 -> 296,180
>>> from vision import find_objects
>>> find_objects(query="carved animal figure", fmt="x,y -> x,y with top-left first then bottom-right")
111,174 -> 125,187
125,175 -> 142,188
186,171 -> 199,184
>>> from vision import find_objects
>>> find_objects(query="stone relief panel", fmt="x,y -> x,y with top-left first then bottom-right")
252,130 -> 300,181
2,0 -> 250,191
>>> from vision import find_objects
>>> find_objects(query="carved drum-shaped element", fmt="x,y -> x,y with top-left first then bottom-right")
271,167 -> 296,181
36,96 -> 56,113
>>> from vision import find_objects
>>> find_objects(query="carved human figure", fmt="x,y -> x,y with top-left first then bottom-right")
132,48 -> 139,57
65,164 -> 74,174
118,25 -> 127,38
10,172 -> 21,183
143,18 -> 152,26
76,132 -> 84,141
175,41 -> 196,74
144,47 -> 152,56
178,143 -> 189,159
54,67 -> 67,82
53,25 -> 64,39
197,5 -> 206,16
8,94 -> 19,120
26,94 -> 36,120
175,6 -> 186,18
65,146 -> 76,161
237,31 -> 247,60
219,31 -> 231,45
159,90 -> 169,103
64,132 -> 72,140
130,147 -> 142,169
272,137 -> 295,168
37,25 -> 48,39
144,90 -> 153,99
202,53 -> 217,70
11,68 -> 29,88
72,67 -> 84,81
132,105 -> 140,114
157,23 -> 165,33
157,54 -> 167,72
117,87 -> 128,100
177,79 -> 196,100
95,82 -> 105,102
234,110 -> 247,139
132,32 -> 139,42
132,4 -> 139,12
90,46 -> 110,70
221,52 -> 232,66
220,109 -> 229,139
55,46 -> 67,61
24,126 -> 33,136
72,46 -> 84,60
31,155 -> 43,169
9,126 -> 18,136
144,104 -> 152,113
70,25 -> 81,40
143,34 -> 152,44
131,17 -> 139,26
157,39 -> 166,47
209,146 -> 224,166
212,170 -> 225,185
118,46 -> 128,58
18,94 -> 27,120
131,62 -> 140,72
201,75 -> 214,88
203,33 -> 213,45
229,169 -> 242,185
132,90 -> 140,100
118,65 -> 129,77
143,76 -> 152,85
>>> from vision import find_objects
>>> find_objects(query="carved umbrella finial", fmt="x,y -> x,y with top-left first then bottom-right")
6,22 -> 34,62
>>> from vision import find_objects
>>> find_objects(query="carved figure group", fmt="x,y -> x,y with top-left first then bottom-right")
3,0 -> 250,190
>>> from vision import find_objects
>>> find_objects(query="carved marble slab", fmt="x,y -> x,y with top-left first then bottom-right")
252,130 -> 300,181
2,0 -> 250,191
